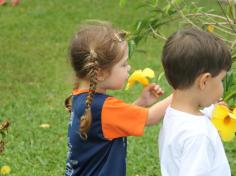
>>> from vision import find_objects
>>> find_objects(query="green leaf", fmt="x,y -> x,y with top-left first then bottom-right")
132,35 -> 143,45
135,20 -> 143,32
172,0 -> 184,5
157,72 -> 165,82
119,0 -> 127,7
224,85 -> 236,102
223,71 -> 235,92
128,40 -> 136,59
135,19 -> 149,33
164,4 -> 171,14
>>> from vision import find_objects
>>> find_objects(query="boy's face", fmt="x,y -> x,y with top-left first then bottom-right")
199,70 -> 226,107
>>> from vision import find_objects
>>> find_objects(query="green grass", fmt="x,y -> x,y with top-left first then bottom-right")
0,0 -> 235,175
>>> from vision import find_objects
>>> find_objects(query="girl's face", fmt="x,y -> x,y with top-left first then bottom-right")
98,44 -> 131,91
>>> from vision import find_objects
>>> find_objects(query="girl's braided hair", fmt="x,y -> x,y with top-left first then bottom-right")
65,21 -> 127,140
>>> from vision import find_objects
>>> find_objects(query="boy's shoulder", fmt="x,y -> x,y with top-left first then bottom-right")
163,107 -> 218,140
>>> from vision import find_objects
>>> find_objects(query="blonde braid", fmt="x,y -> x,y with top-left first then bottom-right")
64,81 -> 80,113
79,50 -> 98,140
65,95 -> 72,113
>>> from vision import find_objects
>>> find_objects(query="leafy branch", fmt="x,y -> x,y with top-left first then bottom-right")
121,0 -> 236,106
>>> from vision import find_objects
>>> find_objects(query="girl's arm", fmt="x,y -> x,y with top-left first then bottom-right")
146,94 -> 172,126
132,83 -> 172,125
133,83 -> 164,107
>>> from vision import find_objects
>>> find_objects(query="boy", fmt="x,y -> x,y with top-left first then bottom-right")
158,28 -> 232,176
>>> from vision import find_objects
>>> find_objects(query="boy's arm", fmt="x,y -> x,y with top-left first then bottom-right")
146,94 -> 172,126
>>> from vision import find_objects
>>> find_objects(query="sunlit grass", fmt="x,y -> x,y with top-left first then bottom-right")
0,0 -> 235,175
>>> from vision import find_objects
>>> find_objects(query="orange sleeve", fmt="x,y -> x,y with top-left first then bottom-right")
101,97 -> 148,140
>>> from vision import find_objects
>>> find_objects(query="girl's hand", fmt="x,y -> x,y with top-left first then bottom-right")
134,83 -> 164,107
217,98 -> 227,106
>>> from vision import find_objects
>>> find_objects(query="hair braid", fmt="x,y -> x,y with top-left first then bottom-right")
64,82 -> 80,113
79,50 -> 98,140
64,95 -> 72,113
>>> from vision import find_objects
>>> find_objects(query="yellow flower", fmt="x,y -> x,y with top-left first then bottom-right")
40,124 -> 50,128
211,105 -> 236,141
126,68 -> 155,90
207,25 -> 215,32
1,165 -> 11,175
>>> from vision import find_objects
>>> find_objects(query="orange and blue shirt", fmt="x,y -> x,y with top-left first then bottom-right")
65,90 -> 148,176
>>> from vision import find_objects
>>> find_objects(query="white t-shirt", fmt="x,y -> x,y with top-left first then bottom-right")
158,106 -> 231,176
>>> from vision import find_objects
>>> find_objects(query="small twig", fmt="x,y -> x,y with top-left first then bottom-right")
226,0 -> 235,19
189,13 -> 233,23
201,17 -> 235,32
231,39 -> 236,49
202,22 -> 236,36
149,24 -> 167,41
217,0 -> 236,33
166,0 -> 201,30
203,22 -> 228,25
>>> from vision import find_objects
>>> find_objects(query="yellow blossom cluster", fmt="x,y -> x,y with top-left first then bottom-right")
126,68 -> 155,90
211,105 -> 236,141
0,165 -> 11,175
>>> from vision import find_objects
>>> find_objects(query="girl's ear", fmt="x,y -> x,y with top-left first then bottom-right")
197,73 -> 211,90
97,68 -> 108,81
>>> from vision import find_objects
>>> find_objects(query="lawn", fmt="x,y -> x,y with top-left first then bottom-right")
0,0 -> 235,175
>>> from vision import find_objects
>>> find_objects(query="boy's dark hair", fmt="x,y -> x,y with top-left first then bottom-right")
162,28 -> 232,89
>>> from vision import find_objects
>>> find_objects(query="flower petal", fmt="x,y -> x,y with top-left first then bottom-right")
1,165 -> 11,174
125,82 -> 133,90
207,25 -> 215,32
126,68 -> 156,89
138,77 -> 149,86
233,107 -> 236,115
126,70 -> 142,89
228,112 -> 236,120
212,105 -> 229,120
219,129 -> 235,142
226,118 -> 236,131
211,118 -> 224,131
142,68 -> 155,78
128,70 -> 142,82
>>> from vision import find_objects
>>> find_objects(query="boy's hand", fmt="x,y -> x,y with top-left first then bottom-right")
134,83 -> 164,107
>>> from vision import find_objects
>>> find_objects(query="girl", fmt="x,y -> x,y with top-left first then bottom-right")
65,21 -> 172,176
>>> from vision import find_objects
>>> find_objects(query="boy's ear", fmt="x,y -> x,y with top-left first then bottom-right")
197,73 -> 211,90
